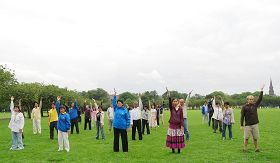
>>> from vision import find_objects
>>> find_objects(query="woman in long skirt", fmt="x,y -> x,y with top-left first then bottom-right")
165,87 -> 185,154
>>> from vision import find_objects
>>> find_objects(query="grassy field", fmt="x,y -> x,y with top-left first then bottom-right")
0,109 -> 279,163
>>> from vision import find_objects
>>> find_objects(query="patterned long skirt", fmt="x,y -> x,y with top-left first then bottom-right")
166,124 -> 185,149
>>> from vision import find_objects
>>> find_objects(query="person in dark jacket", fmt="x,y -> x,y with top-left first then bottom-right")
241,84 -> 264,153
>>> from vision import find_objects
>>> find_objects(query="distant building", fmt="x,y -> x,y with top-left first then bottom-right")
269,78 -> 275,96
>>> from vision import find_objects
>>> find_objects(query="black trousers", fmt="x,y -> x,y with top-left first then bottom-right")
214,119 -> 222,133
132,119 -> 142,140
113,128 -> 128,152
71,117 -> 79,134
50,121 -> 58,139
84,118 -> 91,130
142,119 -> 150,135
156,116 -> 160,126
209,116 -> 214,129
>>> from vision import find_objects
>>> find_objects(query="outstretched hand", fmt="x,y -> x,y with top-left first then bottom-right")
114,88 -> 117,95
261,84 -> 265,91
57,96 -> 61,101
166,87 -> 170,97
11,96 -> 14,101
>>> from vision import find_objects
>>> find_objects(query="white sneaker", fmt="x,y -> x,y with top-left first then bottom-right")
18,147 -> 24,150
66,149 -> 70,152
10,147 -> 16,150
222,137 -> 225,141
58,149 -> 63,152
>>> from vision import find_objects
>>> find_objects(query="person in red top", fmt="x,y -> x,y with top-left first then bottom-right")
165,87 -> 185,154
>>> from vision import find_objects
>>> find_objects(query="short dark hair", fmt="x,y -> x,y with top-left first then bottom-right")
224,102 -> 230,106
117,100 -> 123,104
14,105 -> 22,112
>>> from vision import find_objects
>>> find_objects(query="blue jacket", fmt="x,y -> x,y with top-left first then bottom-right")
69,101 -> 78,120
55,101 -> 71,132
112,96 -> 130,129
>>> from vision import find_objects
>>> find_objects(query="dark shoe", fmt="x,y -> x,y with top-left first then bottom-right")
178,149 -> 180,154
172,149 -> 175,153
243,149 -> 247,153
255,149 -> 260,152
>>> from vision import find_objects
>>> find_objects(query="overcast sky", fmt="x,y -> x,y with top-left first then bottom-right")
1,0 -> 279,95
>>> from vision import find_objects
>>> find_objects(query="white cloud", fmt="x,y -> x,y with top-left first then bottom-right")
0,0 -> 280,95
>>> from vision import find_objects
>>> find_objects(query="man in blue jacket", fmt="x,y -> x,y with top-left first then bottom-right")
69,100 -> 79,134
112,88 -> 131,152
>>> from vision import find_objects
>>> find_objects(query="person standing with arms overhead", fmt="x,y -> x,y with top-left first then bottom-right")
212,96 -> 223,133
112,88 -> 131,152
179,90 -> 192,141
107,102 -> 114,132
31,97 -> 42,135
55,96 -> 71,152
142,105 -> 150,135
48,102 -> 58,140
83,100 -> 92,130
166,87 -> 185,154
241,84 -> 264,153
131,94 -> 143,141
8,97 -> 24,150
69,99 -> 79,134
208,98 -> 214,129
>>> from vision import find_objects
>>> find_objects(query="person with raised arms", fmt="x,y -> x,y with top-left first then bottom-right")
107,102 -> 114,132
69,99 -> 79,134
165,87 -> 185,154
55,96 -> 71,152
212,96 -> 223,133
31,97 -> 42,135
8,97 -> 24,150
131,93 -> 143,141
48,102 -> 58,140
241,85 -> 265,153
179,90 -> 192,141
112,88 -> 131,152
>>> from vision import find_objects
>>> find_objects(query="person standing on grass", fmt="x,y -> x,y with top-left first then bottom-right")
179,90 -> 192,141
208,98 -> 214,129
56,96 -> 71,152
212,96 -> 223,133
149,102 -> 157,129
90,102 -> 97,128
202,102 -> 208,125
48,102 -> 58,140
159,104 -> 164,125
142,105 -> 150,135
69,99 -> 79,134
84,100 -> 92,130
31,97 -> 42,135
241,85 -> 264,153
131,94 -> 143,141
107,103 -> 114,132
112,88 -> 130,152
96,106 -> 105,140
8,96 -> 24,150
156,105 -> 160,127
166,87 -> 185,154
220,96 -> 235,140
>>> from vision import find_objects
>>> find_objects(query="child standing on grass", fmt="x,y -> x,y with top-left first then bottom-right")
212,96 -> 223,133
165,88 -> 185,154
56,96 -> 71,152
31,97 -> 42,134
8,96 -> 24,150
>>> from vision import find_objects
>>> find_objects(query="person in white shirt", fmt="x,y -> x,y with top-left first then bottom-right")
179,91 -> 192,141
31,97 -> 42,134
8,96 -> 25,150
212,96 -> 223,133
96,106 -> 105,140
107,103 -> 114,132
142,105 -> 150,135
131,95 -> 143,140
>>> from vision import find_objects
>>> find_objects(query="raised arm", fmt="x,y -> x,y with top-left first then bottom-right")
56,96 -> 61,114
112,88 -> 118,109
185,90 -> 192,108
74,100 -> 78,110
139,94 -> 143,111
219,96 -> 225,109
166,87 -> 172,110
39,97 -> 42,110
212,96 -> 217,109
10,96 -> 15,114
255,85 -> 265,107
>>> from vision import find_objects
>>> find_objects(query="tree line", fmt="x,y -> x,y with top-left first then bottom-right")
1,65 -> 279,118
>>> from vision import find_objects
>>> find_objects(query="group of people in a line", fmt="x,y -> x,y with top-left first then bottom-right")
201,85 -> 265,152
7,85 -> 265,153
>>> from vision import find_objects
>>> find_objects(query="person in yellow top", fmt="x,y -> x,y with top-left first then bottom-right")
48,102 -> 58,140
31,97 -> 42,134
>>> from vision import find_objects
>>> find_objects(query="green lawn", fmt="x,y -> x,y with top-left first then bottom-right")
0,109 -> 279,163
